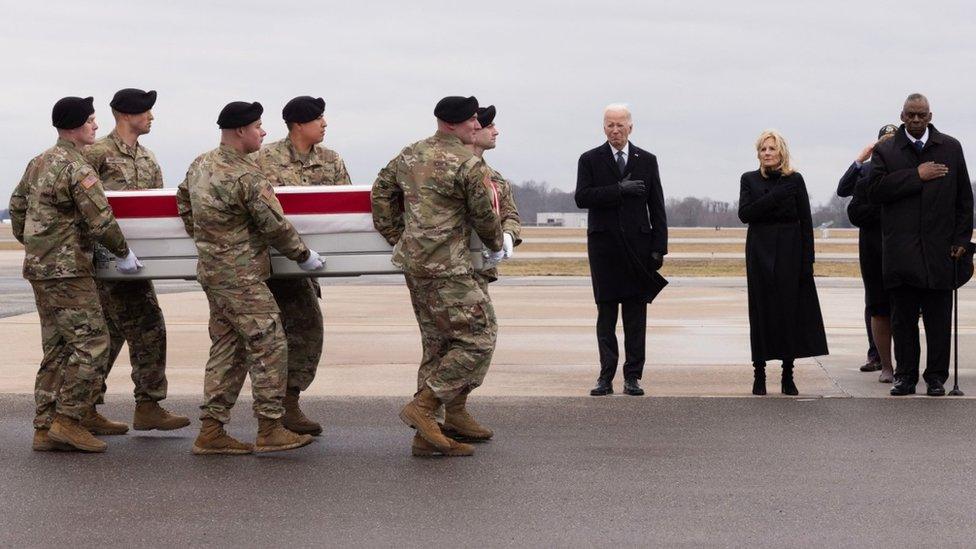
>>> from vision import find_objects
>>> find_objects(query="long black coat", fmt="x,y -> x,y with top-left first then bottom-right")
575,142 -> 668,303
738,170 -> 828,361
839,162 -> 886,307
865,125 -> 973,290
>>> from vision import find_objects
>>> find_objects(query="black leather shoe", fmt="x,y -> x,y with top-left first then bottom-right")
926,382 -> 946,397
589,379 -> 613,396
623,379 -> 645,396
890,380 -> 916,396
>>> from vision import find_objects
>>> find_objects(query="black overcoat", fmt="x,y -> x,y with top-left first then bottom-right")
865,125 -> 973,290
839,162 -> 886,308
738,170 -> 828,361
575,142 -> 668,303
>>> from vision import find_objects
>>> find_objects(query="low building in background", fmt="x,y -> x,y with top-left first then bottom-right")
536,212 -> 588,228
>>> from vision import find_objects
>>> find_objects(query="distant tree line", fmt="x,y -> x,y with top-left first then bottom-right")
512,181 -> 976,228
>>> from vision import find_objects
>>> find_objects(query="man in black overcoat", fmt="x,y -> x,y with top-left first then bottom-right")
575,104 -> 668,396
865,93 -> 974,396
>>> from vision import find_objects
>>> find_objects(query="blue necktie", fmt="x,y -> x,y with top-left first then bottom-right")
915,140 -> 924,152
616,151 -> 626,173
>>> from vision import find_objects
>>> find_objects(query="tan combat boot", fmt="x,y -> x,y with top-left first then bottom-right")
32,428 -> 74,452
191,418 -> 254,456
283,389 -> 323,436
81,407 -> 129,436
48,414 -> 107,452
133,401 -> 191,431
398,387 -> 454,452
255,418 -> 314,454
410,433 -> 474,457
443,394 -> 493,442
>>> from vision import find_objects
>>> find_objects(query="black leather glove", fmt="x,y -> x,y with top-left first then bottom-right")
619,178 -> 647,197
771,181 -> 798,199
650,252 -> 664,271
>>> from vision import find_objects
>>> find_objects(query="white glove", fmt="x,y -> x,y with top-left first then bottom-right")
482,248 -> 505,270
298,250 -> 325,271
503,232 -> 515,259
115,250 -> 143,274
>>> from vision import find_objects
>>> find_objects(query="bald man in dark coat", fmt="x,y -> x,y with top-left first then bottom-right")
575,104 -> 667,397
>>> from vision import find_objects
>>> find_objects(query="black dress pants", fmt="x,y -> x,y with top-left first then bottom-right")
890,285 -> 952,385
596,299 -> 647,382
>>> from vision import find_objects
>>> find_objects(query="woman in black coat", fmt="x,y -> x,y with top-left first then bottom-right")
738,130 -> 829,395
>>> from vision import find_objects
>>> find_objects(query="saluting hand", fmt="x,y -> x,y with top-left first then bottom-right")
918,161 -> 949,181
856,141 -> 877,163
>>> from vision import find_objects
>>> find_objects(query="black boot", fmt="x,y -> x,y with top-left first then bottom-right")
752,362 -> 766,396
781,362 -> 798,396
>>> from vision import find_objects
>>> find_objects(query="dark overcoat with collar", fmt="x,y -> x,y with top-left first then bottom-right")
865,124 -> 973,290
574,141 -> 668,303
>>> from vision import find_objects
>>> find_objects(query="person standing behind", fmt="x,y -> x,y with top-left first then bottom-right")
255,95 -> 351,437
84,88 -> 190,433
176,101 -> 323,455
865,93 -> 973,397
371,96 -> 503,458
738,130 -> 828,396
421,104 -> 521,446
8,96 -> 142,452
575,103 -> 668,397
837,124 -> 899,383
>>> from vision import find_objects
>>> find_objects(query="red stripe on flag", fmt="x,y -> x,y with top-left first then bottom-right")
108,195 -> 178,218
107,189 -> 373,218
275,191 -> 372,215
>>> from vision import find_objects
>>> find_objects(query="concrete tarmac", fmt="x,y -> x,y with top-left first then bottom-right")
2,395 -> 976,547
5,247 -> 976,546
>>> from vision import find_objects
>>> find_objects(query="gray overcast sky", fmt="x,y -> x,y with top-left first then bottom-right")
1,0 -> 974,206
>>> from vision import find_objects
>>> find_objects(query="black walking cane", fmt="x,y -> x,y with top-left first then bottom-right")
949,255 -> 965,396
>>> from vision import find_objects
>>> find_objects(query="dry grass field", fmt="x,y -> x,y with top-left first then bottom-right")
498,258 -> 861,278
0,224 -> 864,276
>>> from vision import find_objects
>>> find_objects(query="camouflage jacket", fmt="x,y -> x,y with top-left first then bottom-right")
176,144 -> 311,289
371,131 -> 502,278
8,139 -> 130,280
83,130 -> 164,190
478,163 -> 522,281
255,137 -> 352,187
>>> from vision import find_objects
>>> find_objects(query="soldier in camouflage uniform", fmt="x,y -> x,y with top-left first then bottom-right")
8,96 -> 143,452
371,96 -> 503,458
83,88 -> 190,434
176,101 -> 323,455
254,96 -> 351,436
423,105 -> 522,443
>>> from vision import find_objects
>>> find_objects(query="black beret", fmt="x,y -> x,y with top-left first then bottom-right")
217,101 -> 264,129
110,88 -> 157,114
282,96 -> 325,124
477,105 -> 496,128
434,96 -> 479,123
52,96 -> 95,129
878,124 -> 898,139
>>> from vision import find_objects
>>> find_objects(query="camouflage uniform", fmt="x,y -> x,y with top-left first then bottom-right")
255,137 -> 351,392
8,139 -> 131,429
371,131 -> 503,404
176,144 -> 312,423
84,130 -> 168,404
474,164 -> 523,289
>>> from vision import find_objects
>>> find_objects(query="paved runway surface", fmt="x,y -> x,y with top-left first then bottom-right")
2,395 -> 975,547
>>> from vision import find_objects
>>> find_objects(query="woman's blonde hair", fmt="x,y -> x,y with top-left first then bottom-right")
755,129 -> 794,176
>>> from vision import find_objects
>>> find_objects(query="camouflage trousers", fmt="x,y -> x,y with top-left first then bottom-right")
267,278 -> 323,393
29,277 -> 111,428
201,283 -> 288,423
95,279 -> 168,403
405,273 -> 497,404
